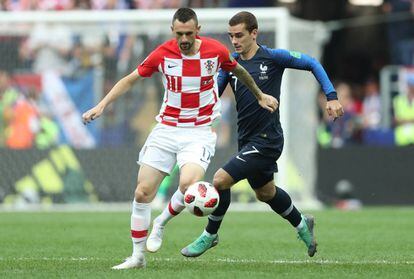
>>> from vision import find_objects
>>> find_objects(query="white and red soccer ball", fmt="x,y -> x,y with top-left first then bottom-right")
184,181 -> 219,217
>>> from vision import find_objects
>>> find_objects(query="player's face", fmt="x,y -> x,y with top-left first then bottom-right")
171,19 -> 200,54
228,23 -> 257,55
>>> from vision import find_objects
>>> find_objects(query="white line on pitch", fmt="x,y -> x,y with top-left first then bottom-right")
1,257 -> 413,265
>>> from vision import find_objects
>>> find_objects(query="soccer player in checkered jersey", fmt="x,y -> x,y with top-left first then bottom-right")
82,8 -> 278,269
178,11 -> 344,258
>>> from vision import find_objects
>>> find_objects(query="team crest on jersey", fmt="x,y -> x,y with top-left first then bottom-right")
259,63 -> 268,80
204,60 -> 215,74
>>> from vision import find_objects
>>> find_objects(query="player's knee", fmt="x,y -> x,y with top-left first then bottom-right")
178,179 -> 196,193
255,189 -> 275,202
134,184 -> 155,203
213,169 -> 233,190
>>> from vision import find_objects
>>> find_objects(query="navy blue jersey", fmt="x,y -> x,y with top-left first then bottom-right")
217,45 -> 335,158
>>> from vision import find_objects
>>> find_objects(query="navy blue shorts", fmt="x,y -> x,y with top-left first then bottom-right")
222,143 -> 280,189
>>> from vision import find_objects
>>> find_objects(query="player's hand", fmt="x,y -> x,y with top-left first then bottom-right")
82,104 -> 104,124
258,93 -> 278,113
326,100 -> 344,121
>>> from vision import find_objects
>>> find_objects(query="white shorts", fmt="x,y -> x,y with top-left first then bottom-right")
138,123 -> 217,174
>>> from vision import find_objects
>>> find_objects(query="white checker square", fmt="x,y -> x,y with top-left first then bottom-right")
181,76 -> 201,93
164,58 -> 182,76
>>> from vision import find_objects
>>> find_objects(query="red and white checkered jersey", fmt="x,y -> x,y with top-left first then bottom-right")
137,36 -> 238,127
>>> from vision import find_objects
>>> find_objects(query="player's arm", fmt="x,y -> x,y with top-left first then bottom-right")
82,71 -> 143,124
217,69 -> 230,97
271,49 -> 343,120
232,63 -> 278,112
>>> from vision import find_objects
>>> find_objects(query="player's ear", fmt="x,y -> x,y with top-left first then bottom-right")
251,29 -> 258,40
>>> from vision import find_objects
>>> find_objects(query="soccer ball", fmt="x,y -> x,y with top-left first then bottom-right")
184,181 -> 219,217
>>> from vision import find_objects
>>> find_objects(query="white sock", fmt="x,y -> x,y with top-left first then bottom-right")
202,230 -> 216,237
295,215 -> 306,232
154,189 -> 185,226
131,200 -> 151,257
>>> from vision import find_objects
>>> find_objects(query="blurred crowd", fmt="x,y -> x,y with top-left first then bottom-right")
317,71 -> 414,148
0,70 -> 59,149
0,0 -> 279,10
1,0 -> 414,149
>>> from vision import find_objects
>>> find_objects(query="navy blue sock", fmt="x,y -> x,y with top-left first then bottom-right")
205,189 -> 231,235
265,186 -> 302,227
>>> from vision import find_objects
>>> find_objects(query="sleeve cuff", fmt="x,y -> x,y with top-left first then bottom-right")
326,91 -> 338,101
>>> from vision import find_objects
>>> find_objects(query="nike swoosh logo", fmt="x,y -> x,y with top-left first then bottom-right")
242,146 -> 259,155
236,155 -> 246,162
167,65 -> 177,68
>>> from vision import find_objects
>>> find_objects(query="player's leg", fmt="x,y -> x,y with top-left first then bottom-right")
181,142 -> 261,258
153,164 -> 179,209
148,128 -> 215,252
147,162 -> 206,252
113,134 -> 176,269
112,164 -> 167,269
180,167 -> 234,257
251,175 -> 317,257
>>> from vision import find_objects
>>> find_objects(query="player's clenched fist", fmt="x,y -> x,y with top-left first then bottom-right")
326,100 -> 344,121
258,93 -> 279,113
82,105 -> 104,124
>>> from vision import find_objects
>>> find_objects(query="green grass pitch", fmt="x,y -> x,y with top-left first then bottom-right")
1,208 -> 413,278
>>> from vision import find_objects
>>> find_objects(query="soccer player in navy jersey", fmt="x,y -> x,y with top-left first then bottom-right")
181,11 -> 344,258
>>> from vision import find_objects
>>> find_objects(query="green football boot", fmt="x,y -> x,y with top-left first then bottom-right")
181,233 -> 219,257
297,214 -> 318,257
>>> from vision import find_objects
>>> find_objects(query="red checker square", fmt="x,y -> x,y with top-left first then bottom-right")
198,104 -> 214,116
182,60 -> 201,77
166,75 -> 182,92
163,105 -> 181,118
178,117 -> 197,123
161,119 -> 177,127
195,117 -> 211,126
200,76 -> 214,91
181,92 -> 200,108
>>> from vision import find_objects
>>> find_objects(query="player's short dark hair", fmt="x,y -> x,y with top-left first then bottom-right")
172,8 -> 198,26
229,11 -> 258,33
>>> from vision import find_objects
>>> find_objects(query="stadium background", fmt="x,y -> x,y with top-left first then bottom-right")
1,0 -> 414,210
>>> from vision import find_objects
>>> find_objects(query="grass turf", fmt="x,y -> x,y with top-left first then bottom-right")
0,208 -> 413,278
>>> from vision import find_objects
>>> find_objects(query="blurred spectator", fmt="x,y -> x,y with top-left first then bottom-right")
4,91 -> 39,149
0,70 -> 19,147
131,0 -> 186,9
318,82 -> 362,147
362,78 -> 381,130
383,0 -> 414,65
188,0 -> 221,7
361,78 -> 394,145
71,0 -> 92,9
25,23 -> 74,75
91,0 -> 128,10
393,72 -> 414,145
6,0 -> 74,10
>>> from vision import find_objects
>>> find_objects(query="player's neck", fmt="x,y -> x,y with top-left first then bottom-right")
240,44 -> 259,60
181,39 -> 201,56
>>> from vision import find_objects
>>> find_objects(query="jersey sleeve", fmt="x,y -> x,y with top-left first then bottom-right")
270,49 -> 336,95
217,69 -> 231,97
218,43 -> 238,72
137,47 -> 162,77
